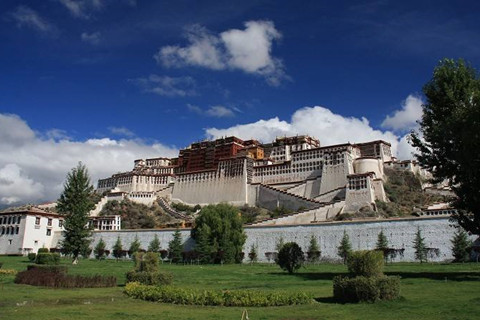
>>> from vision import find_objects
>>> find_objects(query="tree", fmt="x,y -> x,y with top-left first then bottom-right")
410,58 -> 480,235
276,236 -> 285,252
248,244 -> 258,263
277,242 -> 305,274
195,224 -> 213,263
376,231 -> 389,251
413,228 -> 427,263
191,204 -> 246,264
148,234 -> 161,253
307,235 -> 321,263
451,229 -> 472,262
112,236 -> 124,260
168,229 -> 183,263
338,231 -> 352,264
94,238 -> 106,260
129,235 -> 142,259
57,163 -> 95,264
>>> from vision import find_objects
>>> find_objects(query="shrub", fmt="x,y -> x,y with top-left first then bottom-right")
0,262 -> 3,269
27,264 -> 68,274
37,248 -> 49,254
0,269 -> 17,275
35,253 -> 60,265
15,267 -> 116,288
134,252 -> 159,272
333,276 -> 400,303
125,270 -> 173,286
124,282 -> 312,307
277,242 -> 304,274
27,253 -> 36,262
347,250 -> 384,277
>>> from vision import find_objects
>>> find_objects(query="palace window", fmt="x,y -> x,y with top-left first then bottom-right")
47,218 -> 52,226
46,229 -> 52,236
35,217 -> 41,225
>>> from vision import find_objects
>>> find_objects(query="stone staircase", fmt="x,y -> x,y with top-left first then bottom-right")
157,197 -> 193,222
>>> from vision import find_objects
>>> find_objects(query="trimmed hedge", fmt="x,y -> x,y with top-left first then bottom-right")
27,264 -> 68,274
27,253 -> 36,262
126,270 -> 173,286
37,248 -> 49,254
0,269 -> 17,275
15,267 -> 116,288
124,282 -> 312,307
347,250 -> 384,277
35,253 -> 60,265
333,275 -> 400,303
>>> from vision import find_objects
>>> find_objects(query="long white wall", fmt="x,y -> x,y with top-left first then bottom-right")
92,217 -> 471,262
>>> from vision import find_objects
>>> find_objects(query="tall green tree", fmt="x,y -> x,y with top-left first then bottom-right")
195,224 -> 213,263
191,204 -> 246,264
376,230 -> 390,262
129,235 -> 142,259
276,236 -> 285,252
411,58 -> 480,235
148,234 -> 161,252
57,163 -> 95,264
112,236 -> 124,260
168,229 -> 183,263
413,228 -> 427,263
451,229 -> 472,262
307,235 -> 321,263
94,238 -> 106,260
338,231 -> 352,264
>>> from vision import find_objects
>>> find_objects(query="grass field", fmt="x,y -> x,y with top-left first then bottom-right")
0,256 -> 479,320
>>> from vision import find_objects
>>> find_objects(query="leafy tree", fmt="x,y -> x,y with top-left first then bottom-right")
338,231 -> 352,264
191,204 -> 246,264
248,244 -> 258,263
148,234 -> 161,253
129,235 -> 142,259
413,228 -> 427,263
277,242 -> 305,274
112,236 -> 124,260
411,58 -> 480,235
57,163 -> 95,264
307,235 -> 321,263
451,229 -> 472,262
195,224 -> 213,263
94,238 -> 106,260
168,229 -> 183,263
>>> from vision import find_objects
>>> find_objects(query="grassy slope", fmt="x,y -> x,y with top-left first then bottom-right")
0,257 -> 479,320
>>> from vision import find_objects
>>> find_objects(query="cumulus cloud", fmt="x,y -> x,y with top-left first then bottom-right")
155,21 -> 287,86
0,113 -> 178,206
205,105 -> 417,160
381,94 -> 423,132
81,31 -> 101,45
129,75 -> 196,97
8,6 -> 57,36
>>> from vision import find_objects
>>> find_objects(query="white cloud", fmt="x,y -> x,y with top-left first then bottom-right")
9,6 -> 57,36
57,0 -> 104,19
108,127 -> 135,137
155,21 -> 287,86
205,105 -> 417,160
81,31 -> 101,45
381,94 -> 423,132
0,113 -> 178,206
206,106 -> 235,118
129,75 -> 196,97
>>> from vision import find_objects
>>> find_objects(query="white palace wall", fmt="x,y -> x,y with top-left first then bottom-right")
92,217 -> 470,263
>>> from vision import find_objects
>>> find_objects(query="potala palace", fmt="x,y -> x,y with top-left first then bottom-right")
2,135 -> 474,261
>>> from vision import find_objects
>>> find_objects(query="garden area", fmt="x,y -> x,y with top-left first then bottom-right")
0,256 -> 479,320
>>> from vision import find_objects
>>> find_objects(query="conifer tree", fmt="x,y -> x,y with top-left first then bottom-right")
57,163 -> 95,264
276,236 -> 285,252
94,238 -> 106,260
376,230 -> 389,251
168,229 -> 183,263
307,235 -> 321,263
248,244 -> 258,263
413,228 -> 427,263
195,224 -> 212,263
112,236 -> 124,260
338,231 -> 352,264
148,234 -> 161,253
129,234 -> 141,259
451,229 -> 472,262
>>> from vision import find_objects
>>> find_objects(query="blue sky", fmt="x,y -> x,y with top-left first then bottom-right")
1,0 -> 479,205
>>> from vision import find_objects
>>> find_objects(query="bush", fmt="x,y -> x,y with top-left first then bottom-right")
277,242 -> 304,274
347,250 -> 384,277
0,262 -> 3,269
27,264 -> 68,274
124,282 -> 312,307
35,253 -> 60,265
134,252 -> 159,273
37,248 -> 49,254
0,269 -> 17,275
15,267 -> 116,288
333,276 -> 400,303
126,271 -> 173,286
27,253 -> 36,262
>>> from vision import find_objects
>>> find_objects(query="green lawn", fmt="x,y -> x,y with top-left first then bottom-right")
0,257 -> 479,320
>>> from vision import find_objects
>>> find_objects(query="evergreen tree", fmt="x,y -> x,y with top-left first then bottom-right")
338,231 -> 352,264
168,229 -> 183,263
376,230 -> 390,262
148,234 -> 161,252
248,244 -> 258,263
276,236 -> 285,252
195,224 -> 212,263
307,235 -> 321,263
451,229 -> 472,262
413,228 -> 427,263
129,234 -> 142,259
112,236 -> 124,260
94,238 -> 106,260
57,163 -> 95,264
